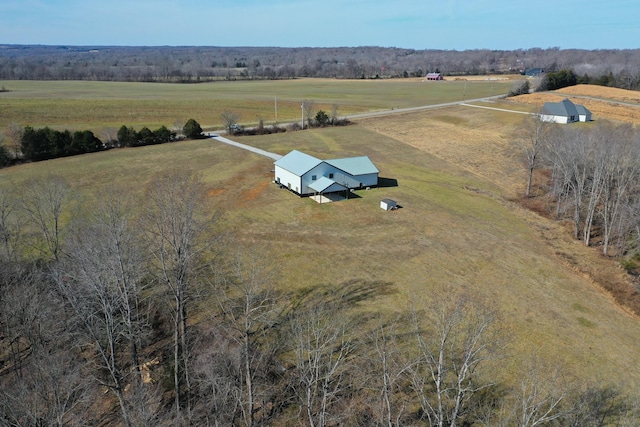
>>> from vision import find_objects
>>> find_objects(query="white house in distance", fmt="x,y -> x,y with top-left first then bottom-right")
540,98 -> 592,124
274,150 -> 379,197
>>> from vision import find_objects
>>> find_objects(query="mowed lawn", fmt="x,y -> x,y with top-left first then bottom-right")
0,78 -> 512,133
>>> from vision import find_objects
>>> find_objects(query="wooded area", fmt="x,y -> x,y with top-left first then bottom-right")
520,118 -> 640,313
2,45 -> 640,89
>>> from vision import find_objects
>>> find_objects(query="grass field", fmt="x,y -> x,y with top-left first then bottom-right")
2,80 -> 640,391
0,78 -> 513,133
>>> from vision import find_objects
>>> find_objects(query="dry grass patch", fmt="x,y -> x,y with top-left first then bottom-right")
356,106 -> 525,198
512,85 -> 640,125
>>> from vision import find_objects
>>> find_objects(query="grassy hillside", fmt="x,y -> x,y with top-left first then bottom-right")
3,114 -> 640,392
3,81 -> 640,422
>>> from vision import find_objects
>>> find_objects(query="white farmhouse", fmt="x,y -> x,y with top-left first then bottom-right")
274,150 -> 379,197
540,98 -> 592,124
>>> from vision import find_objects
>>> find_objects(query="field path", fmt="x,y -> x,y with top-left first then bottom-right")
460,102 -> 536,115
208,134 -> 283,160
347,95 -> 505,119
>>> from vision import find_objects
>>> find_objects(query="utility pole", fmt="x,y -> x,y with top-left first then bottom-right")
301,102 -> 304,129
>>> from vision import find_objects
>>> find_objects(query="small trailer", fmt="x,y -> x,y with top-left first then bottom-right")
380,198 -> 397,211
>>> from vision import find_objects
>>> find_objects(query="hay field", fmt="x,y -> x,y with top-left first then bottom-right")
0,78 -> 510,134
512,84 -> 640,124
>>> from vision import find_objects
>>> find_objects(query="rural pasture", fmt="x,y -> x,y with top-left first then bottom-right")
0,77 -> 512,133
2,79 -> 640,410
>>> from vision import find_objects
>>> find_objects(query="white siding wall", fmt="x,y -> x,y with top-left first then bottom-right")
540,114 -> 569,124
300,164 -> 333,195
276,163 -> 379,195
275,166 -> 303,194
353,173 -> 378,188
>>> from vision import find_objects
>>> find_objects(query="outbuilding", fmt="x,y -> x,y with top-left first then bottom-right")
380,198 -> 397,211
540,98 -> 592,124
426,72 -> 443,81
274,150 -> 379,197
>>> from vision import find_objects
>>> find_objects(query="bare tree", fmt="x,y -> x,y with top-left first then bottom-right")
3,123 -> 23,159
302,100 -> 316,129
505,357 -> 569,427
408,294 -> 499,427
0,259 -> 93,426
221,110 -> 241,134
0,188 -> 21,262
546,127 -> 586,236
50,189 -> 158,427
100,127 -> 118,147
92,190 -> 150,380
367,319 -> 411,427
215,243 -> 281,427
144,169 -> 217,422
597,124 -> 639,255
173,118 -> 186,139
19,176 -> 70,262
192,328 -> 243,426
566,383 -> 630,427
288,301 -> 356,427
330,104 -> 340,125
518,115 -> 551,197
0,342 -> 92,427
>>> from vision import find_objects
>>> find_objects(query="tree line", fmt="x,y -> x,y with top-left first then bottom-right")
2,107 -> 348,167
519,117 -> 640,311
1,172 -> 639,426
2,45 -> 640,89
0,119 -> 208,165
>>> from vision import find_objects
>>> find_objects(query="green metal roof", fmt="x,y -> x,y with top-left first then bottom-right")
274,150 -> 322,176
326,156 -> 379,175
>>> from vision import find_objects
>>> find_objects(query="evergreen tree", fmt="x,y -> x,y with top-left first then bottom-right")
183,119 -> 203,139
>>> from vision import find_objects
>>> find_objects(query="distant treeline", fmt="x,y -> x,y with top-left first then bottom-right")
1,45 -> 640,90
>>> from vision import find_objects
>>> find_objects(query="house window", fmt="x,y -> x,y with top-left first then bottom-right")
329,173 -> 334,179
312,175 -> 317,181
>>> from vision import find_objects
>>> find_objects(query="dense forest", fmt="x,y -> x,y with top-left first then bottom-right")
2,45 -> 640,89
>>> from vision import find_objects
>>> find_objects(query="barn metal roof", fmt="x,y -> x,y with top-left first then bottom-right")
309,177 -> 347,193
541,98 -> 579,117
274,150 -> 322,176
575,104 -> 592,116
326,156 -> 379,176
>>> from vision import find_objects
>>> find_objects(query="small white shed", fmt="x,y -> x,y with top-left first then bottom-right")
380,198 -> 397,211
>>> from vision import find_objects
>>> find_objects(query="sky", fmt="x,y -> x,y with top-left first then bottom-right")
1,0 -> 638,50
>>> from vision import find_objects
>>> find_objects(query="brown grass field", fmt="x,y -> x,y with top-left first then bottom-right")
2,81 -> 640,391
511,84 -> 640,125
